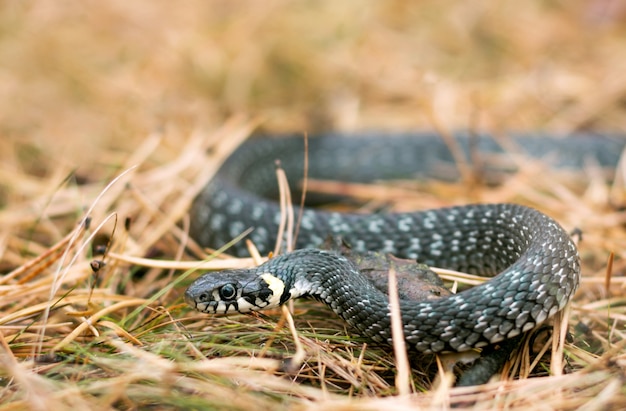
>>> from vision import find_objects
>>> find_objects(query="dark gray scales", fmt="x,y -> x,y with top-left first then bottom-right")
187,133 -> 624,353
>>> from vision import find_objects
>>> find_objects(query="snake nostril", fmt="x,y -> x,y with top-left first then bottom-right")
198,293 -> 208,302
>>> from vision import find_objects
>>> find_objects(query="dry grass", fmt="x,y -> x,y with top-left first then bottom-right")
1,1 -> 626,410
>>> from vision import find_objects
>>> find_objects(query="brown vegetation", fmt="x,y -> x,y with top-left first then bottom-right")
1,1 -> 625,409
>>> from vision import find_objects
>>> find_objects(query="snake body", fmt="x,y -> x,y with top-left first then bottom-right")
186,132 -> 624,353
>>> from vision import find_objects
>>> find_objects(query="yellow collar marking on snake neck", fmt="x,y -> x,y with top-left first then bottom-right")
260,273 -> 286,308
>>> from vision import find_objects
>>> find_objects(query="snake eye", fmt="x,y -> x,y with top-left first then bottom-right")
219,284 -> 237,300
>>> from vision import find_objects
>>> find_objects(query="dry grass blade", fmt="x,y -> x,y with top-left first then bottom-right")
388,267 -> 412,396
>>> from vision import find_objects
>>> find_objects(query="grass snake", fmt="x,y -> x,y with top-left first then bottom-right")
186,132 -> 624,353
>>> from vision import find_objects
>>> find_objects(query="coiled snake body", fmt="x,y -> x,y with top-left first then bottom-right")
186,132 -> 624,353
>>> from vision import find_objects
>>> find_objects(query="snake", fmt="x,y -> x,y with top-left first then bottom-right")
185,132 -> 624,354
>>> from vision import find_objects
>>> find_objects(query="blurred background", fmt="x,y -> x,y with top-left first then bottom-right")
1,0 -> 625,196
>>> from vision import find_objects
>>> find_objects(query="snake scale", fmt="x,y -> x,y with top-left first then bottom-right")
185,132 -> 624,353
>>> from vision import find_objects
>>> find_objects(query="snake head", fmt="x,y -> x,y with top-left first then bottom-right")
185,269 -> 287,314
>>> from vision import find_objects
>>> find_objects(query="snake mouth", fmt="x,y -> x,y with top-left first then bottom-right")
183,288 -> 198,309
